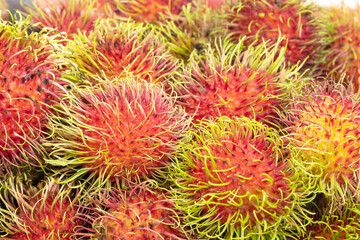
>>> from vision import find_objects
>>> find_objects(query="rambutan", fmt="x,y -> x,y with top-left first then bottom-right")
23,0 -> 108,40
224,0 -> 323,71
282,81 -> 360,206
45,75 -> 189,183
108,0 -> 191,23
67,18 -> 178,87
175,38 -> 302,125
0,177 -> 87,239
167,116 -> 312,239
319,4 -> 360,92
89,181 -> 188,239
0,16 -> 66,169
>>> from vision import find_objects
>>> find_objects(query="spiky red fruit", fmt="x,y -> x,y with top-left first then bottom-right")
225,0 -> 322,70
283,82 -> 360,205
109,0 -> 191,23
45,76 -> 189,183
1,178 -> 85,239
68,19 -> 178,87
23,0 -> 108,40
168,116 -> 310,239
0,17 -> 65,168
176,40 -> 299,124
91,184 -> 187,239
320,4 -> 360,92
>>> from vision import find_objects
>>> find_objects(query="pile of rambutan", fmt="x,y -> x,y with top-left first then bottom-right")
2,0 -> 360,239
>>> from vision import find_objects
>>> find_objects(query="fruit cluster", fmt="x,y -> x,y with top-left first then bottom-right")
1,0 -> 360,239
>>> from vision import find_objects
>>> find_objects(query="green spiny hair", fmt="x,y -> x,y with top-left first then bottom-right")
167,116 -> 314,239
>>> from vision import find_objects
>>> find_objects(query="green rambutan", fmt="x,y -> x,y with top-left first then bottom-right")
282,81 -> 360,206
168,116 -> 312,239
23,0 -> 108,40
108,0 -> 191,23
45,75 -> 189,183
0,16 -> 66,170
224,0 -> 323,71
89,181 -> 188,239
0,177 -> 87,239
67,18 -> 178,87
319,4 -> 360,92
175,38 -> 302,125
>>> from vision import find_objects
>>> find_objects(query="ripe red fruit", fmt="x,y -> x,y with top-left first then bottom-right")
45,76 -> 189,183
1,178 -> 86,240
90,183 -> 188,239
225,0 -> 323,71
0,17 -> 65,169
175,39 -> 301,124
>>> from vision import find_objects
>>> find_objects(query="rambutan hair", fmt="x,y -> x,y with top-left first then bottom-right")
22,0 -> 108,40
175,37 -> 304,125
0,176 -> 88,239
282,81 -> 360,207
67,18 -> 178,88
224,0 -> 323,72
0,15 -> 67,171
167,116 -> 313,239
44,74 -> 190,183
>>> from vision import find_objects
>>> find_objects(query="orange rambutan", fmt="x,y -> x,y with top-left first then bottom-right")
89,181 -> 188,239
45,75 -> 189,183
224,0 -> 323,71
67,18 -> 178,88
168,116 -> 312,239
0,16 -> 66,169
282,81 -> 360,206
175,38 -> 302,125
0,177 -> 86,239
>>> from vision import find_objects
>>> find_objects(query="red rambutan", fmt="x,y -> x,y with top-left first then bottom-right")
167,116 -> 312,239
224,0 -> 323,71
175,38 -> 302,125
45,75 -> 189,183
89,181 -> 188,239
0,177 -> 86,239
23,0 -> 108,40
0,16 -> 66,170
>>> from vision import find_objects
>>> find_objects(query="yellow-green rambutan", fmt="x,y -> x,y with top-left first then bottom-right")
224,0 -> 323,72
67,18 -> 178,88
23,0 -> 108,40
44,74 -> 189,183
0,15 -> 67,170
175,37 -> 303,125
167,116 -> 313,239
282,81 -> 360,206
0,177 -> 87,239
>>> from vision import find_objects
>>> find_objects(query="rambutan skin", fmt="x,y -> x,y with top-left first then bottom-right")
67,19 -> 178,87
168,116 -> 311,239
0,177 -> 86,240
282,82 -> 360,204
90,182 -> 188,239
225,0 -> 323,70
45,76 -> 189,183
0,16 -> 66,168
175,39 -> 301,125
